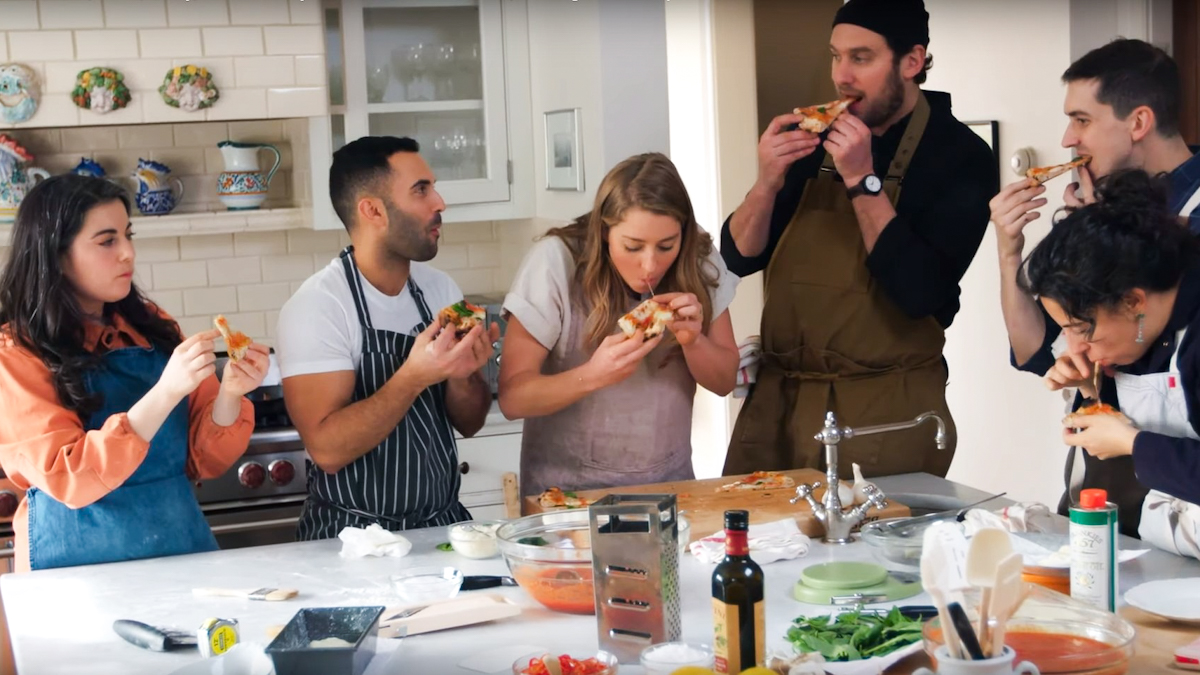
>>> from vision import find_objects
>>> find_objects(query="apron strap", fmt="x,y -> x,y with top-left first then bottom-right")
339,246 -> 374,330
1169,327 -> 1189,373
340,245 -> 436,332
817,91 -> 931,206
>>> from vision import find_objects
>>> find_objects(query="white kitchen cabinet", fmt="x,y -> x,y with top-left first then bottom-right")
310,0 -> 534,229
454,410 -> 521,519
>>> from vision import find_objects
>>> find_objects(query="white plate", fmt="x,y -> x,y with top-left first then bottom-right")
1124,578 -> 1200,624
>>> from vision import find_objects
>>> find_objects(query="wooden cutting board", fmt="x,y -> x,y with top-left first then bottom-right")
522,469 -> 910,541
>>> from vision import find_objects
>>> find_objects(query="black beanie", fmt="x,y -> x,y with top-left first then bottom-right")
833,0 -> 930,54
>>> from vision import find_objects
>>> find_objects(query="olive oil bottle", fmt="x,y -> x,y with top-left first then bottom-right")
711,509 -> 764,673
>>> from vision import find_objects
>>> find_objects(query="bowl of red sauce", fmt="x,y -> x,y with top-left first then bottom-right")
495,510 -> 596,615
923,584 -> 1134,674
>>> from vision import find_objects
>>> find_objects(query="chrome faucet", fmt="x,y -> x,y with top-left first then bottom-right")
790,410 -> 947,544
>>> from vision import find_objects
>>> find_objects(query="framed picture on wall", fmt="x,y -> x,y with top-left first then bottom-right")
964,120 -> 1000,190
544,108 -> 584,191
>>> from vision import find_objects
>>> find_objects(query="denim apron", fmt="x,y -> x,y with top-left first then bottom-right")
26,345 -> 217,569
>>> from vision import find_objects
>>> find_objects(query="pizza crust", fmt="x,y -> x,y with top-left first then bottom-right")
213,315 -> 251,362
438,301 -> 485,335
538,487 -> 591,509
1026,156 -> 1091,186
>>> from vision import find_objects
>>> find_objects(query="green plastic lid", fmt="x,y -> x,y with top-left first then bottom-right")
799,561 -> 889,590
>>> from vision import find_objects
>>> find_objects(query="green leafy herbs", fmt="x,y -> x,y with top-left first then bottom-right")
817,106 -> 827,113
436,542 -> 454,551
450,301 -> 479,317
786,608 -> 923,662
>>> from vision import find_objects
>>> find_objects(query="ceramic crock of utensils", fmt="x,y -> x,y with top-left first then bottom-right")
922,521 -> 968,658
947,601 -> 986,660
915,644 -> 1040,675
986,553 -> 1026,657
589,493 -> 681,663
966,528 -> 1013,654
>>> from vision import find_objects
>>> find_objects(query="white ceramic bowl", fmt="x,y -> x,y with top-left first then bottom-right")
448,520 -> 502,559
640,641 -> 714,674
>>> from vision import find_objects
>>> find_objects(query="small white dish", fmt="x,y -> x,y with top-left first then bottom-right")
390,566 -> 463,603
448,520 -> 502,559
1124,578 -> 1200,624
641,641 -> 713,673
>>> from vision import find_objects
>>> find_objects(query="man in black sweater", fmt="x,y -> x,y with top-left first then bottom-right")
721,0 -> 996,479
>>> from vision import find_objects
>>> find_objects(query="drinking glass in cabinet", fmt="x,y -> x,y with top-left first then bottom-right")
366,63 -> 390,104
391,44 -> 433,102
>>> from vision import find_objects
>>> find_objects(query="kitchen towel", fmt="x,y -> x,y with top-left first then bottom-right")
337,523 -> 413,558
689,517 -> 811,564
733,335 -> 762,398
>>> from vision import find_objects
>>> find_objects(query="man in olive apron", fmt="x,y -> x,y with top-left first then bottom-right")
276,137 -> 496,540
991,39 -> 1200,537
721,0 -> 996,479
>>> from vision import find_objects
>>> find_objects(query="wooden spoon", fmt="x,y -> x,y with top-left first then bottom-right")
987,552 -> 1026,657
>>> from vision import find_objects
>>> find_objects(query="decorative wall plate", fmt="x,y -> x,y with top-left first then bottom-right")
0,63 -> 40,124
159,64 -> 219,112
71,67 -> 131,114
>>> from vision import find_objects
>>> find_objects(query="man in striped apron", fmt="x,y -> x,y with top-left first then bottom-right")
991,38 -> 1200,537
276,136 -> 496,540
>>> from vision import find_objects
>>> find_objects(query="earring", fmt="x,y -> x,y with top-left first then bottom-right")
1136,313 -> 1145,344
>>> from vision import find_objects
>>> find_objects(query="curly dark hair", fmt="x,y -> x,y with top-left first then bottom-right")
0,175 -> 182,417
1020,169 -> 1199,335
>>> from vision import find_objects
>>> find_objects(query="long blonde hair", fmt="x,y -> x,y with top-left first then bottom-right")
545,153 -> 720,348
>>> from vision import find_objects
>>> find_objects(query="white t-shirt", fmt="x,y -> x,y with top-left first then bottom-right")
276,256 -> 463,378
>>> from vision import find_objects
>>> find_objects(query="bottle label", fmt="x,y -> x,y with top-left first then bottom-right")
713,598 -> 738,674
1069,505 -> 1118,612
712,597 -> 765,673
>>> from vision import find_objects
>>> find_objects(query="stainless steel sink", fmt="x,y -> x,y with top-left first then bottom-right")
885,493 -> 972,517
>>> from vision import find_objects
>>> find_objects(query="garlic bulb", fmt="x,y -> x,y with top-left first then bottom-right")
852,462 -> 877,505
837,481 -> 854,505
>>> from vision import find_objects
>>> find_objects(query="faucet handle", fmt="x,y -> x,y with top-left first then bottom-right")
789,481 -> 817,504
860,482 -> 888,511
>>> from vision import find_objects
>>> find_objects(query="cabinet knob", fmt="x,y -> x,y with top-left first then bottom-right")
459,461 -> 470,475
0,491 -> 18,519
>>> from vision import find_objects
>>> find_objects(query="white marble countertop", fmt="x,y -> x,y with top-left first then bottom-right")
4,473 -> 1197,674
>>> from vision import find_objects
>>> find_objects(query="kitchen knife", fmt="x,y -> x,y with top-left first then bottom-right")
113,620 -> 197,652
461,575 -> 518,591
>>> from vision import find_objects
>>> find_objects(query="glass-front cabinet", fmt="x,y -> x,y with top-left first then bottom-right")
320,0 -> 511,209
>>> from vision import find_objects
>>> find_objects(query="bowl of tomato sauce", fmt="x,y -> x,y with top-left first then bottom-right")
495,510 -> 596,615
922,584 -> 1134,674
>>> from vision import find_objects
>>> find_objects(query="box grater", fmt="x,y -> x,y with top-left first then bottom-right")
588,494 -> 681,663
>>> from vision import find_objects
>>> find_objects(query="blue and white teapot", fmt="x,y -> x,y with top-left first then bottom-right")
131,158 -> 184,216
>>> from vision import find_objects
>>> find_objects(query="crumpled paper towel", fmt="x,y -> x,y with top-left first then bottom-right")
689,518 -> 811,564
960,502 -> 1064,536
337,523 -> 413,558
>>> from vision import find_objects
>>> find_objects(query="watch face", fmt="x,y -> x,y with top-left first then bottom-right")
865,175 -> 882,192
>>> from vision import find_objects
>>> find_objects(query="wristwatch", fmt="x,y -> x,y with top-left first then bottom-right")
846,174 -> 882,200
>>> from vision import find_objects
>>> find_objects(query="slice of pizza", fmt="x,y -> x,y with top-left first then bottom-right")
716,470 -> 797,493
438,300 -> 485,336
213,315 -> 252,362
792,97 -> 855,133
538,487 -> 592,509
618,299 -> 674,341
1026,155 -> 1091,186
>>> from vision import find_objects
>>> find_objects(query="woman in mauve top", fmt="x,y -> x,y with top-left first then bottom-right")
0,175 -> 268,572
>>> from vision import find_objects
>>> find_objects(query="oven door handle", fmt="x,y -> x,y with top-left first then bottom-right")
209,516 -> 299,535
0,548 -> 12,561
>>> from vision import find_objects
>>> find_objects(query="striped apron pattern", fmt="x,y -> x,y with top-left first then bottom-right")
296,246 -> 470,540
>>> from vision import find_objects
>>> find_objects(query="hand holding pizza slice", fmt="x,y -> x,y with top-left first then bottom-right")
438,300 -> 486,336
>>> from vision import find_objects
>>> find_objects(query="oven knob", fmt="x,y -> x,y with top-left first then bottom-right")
238,462 -> 266,489
0,491 -> 17,518
268,460 -> 295,486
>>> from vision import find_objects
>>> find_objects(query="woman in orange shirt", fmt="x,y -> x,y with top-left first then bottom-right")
0,175 -> 268,572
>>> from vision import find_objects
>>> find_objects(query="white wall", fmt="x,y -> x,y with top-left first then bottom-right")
925,0 -> 1076,506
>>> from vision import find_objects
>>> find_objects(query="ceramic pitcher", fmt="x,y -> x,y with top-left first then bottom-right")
131,158 -> 184,216
216,140 -> 280,211
0,135 -> 49,224
915,646 -> 1039,675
